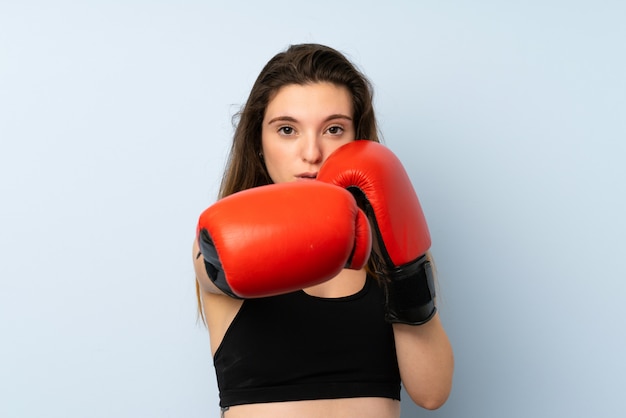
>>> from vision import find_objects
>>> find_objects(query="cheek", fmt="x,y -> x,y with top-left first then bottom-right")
263,142 -> 289,166
322,138 -> 355,163
261,141 -> 291,181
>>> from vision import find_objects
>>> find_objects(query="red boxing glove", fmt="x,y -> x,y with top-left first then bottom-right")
196,182 -> 372,298
318,140 -> 436,325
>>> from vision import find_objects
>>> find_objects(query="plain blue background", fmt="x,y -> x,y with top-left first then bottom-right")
1,1 -> 624,417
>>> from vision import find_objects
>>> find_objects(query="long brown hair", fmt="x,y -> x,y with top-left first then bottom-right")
197,44 -> 384,318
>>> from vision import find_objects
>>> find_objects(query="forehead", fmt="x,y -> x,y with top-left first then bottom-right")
265,82 -> 353,117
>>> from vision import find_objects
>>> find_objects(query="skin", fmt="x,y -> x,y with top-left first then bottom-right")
261,82 -> 355,183
193,82 -> 454,417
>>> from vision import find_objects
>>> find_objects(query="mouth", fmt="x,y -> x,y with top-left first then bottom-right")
295,172 -> 318,181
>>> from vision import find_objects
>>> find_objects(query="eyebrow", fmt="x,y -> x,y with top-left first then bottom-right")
266,114 -> 353,125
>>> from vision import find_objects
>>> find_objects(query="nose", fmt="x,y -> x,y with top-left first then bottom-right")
301,134 -> 323,164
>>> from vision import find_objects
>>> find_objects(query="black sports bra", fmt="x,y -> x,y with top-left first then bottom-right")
213,275 -> 401,408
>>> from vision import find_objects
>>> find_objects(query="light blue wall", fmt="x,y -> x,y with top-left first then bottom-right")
1,1 -> 624,417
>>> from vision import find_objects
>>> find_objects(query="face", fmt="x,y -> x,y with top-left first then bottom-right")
261,82 -> 355,184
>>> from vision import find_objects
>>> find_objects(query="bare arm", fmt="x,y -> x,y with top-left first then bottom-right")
393,313 -> 454,410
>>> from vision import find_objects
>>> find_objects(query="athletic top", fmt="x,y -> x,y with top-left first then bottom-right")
213,275 -> 401,408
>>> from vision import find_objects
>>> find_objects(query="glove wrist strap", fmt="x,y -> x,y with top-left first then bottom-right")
384,255 -> 437,325
199,229 -> 241,299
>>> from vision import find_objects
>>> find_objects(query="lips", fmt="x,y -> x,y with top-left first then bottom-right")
296,172 -> 318,180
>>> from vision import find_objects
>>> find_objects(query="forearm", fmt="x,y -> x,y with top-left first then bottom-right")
393,313 -> 454,410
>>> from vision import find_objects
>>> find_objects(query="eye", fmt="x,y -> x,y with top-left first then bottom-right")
278,126 -> 295,135
326,125 -> 344,135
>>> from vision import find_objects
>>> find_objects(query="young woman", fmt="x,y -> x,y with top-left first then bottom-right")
193,43 -> 454,418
